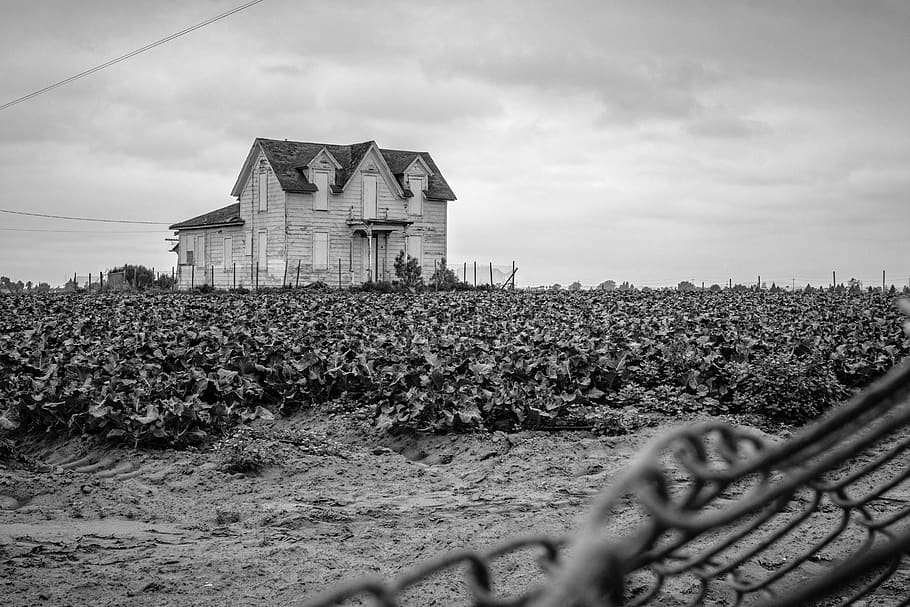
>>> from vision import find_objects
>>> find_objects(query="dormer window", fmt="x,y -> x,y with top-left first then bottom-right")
313,170 -> 329,211
407,175 -> 424,216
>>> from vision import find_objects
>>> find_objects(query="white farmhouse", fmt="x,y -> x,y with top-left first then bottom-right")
169,138 -> 456,288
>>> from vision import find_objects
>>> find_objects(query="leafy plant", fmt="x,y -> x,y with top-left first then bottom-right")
394,250 -> 423,287
0,289 -> 907,444
430,257 -> 459,290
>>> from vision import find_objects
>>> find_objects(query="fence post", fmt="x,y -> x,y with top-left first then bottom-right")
100,271 -> 103,291
463,262 -> 467,284
283,259 -> 288,288
511,261 -> 515,289
211,265 -> 214,288
172,266 -> 175,291
88,273 -> 92,292
191,265 -> 195,290
474,261 -> 477,287
489,262 -> 494,287
296,260 -> 301,288
338,258 -> 342,289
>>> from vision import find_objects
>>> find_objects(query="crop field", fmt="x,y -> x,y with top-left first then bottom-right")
2,288 -> 910,606
1,289 -> 908,443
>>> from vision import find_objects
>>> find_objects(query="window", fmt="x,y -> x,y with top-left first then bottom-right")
314,232 -> 329,270
313,171 -> 329,211
407,235 -> 423,267
257,230 -> 267,270
258,167 -> 268,212
362,174 -> 377,219
223,237 -> 233,269
408,176 -> 424,216
195,235 -> 206,267
184,234 -> 194,265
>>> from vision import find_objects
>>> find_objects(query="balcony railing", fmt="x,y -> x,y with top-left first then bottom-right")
346,206 -> 408,223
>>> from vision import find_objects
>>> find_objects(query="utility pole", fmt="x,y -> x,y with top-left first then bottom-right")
833,271 -> 836,287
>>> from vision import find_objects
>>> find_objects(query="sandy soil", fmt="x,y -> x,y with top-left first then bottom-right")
2,407 -> 906,607
0,404 -> 676,607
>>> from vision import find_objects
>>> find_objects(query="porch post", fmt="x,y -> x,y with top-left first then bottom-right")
366,226 -> 373,283
384,233 -> 390,281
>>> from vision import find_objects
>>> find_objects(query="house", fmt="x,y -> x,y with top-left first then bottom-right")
168,138 -> 456,289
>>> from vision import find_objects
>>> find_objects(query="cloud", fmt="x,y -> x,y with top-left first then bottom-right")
685,114 -> 771,139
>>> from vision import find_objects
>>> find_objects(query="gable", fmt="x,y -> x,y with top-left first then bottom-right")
343,143 -> 403,198
306,147 -> 342,171
403,155 -> 433,177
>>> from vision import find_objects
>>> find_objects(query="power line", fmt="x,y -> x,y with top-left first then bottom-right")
0,0 -> 267,112
0,227 -> 169,234
0,208 -> 170,225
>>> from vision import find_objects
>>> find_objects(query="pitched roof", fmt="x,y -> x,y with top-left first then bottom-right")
169,203 -> 243,230
245,138 -> 456,201
380,148 -> 455,200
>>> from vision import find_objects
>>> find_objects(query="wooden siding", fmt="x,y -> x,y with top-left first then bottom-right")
175,225 -> 245,289
236,148 -> 287,287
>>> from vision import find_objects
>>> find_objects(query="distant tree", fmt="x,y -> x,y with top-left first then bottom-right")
549,283 -> 562,292
36,282 -> 51,293
597,280 -> 616,292
804,284 -> 816,293
15,280 -> 24,293
889,285 -> 897,295
731,283 -> 749,292
770,282 -> 782,293
848,277 -> 862,294
709,283 -> 722,292
109,264 -> 157,290
430,257 -> 458,290
618,281 -> 635,292
25,281 -> 33,291
393,250 -> 423,287
677,280 -> 696,292
568,281 -> 583,291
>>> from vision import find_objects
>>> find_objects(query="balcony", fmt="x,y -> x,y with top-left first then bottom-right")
346,206 -> 412,232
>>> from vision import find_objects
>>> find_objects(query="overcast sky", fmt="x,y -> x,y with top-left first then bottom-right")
1,0 -> 909,288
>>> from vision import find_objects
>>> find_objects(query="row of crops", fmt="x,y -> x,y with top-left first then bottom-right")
1,290 -> 908,445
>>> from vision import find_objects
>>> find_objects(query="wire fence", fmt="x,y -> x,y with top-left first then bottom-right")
302,357 -> 910,606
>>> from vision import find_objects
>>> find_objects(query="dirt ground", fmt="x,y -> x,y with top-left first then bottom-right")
0,403 -> 682,606
2,405 -> 907,607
